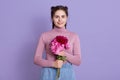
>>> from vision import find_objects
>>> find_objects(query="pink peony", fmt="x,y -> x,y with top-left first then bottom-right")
50,36 -> 69,55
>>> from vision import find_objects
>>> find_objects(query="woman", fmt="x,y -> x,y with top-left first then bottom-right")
34,5 -> 81,80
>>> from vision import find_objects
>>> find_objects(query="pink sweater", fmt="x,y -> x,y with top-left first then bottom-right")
34,27 -> 81,67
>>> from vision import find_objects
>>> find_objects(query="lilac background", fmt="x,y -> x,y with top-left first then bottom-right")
0,0 -> 120,80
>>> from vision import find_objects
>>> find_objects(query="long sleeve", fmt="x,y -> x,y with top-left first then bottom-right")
65,34 -> 81,66
34,33 -> 54,67
34,27 -> 81,67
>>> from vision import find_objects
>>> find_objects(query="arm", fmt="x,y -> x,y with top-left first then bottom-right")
64,34 -> 81,66
34,33 -> 54,67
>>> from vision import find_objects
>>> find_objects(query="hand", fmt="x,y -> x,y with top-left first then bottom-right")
58,51 -> 65,56
53,60 -> 63,68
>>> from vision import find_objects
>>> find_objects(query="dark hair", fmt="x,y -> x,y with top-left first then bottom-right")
51,5 -> 68,29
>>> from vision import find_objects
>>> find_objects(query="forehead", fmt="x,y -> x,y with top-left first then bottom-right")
54,10 -> 66,15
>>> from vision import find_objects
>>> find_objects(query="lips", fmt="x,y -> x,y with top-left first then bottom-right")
57,22 -> 64,25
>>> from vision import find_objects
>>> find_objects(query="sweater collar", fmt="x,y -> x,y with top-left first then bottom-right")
53,26 -> 67,33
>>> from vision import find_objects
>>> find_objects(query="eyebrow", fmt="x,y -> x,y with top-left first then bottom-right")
54,14 -> 66,16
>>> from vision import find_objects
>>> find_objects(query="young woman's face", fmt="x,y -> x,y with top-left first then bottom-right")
52,10 -> 68,28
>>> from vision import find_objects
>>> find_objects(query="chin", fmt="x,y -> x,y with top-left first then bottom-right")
56,25 -> 65,28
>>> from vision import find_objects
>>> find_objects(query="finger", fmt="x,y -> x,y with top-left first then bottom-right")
57,60 -> 63,63
58,51 -> 65,56
58,61 -> 63,66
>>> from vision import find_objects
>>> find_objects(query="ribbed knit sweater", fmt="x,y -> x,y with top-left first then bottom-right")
34,27 -> 81,67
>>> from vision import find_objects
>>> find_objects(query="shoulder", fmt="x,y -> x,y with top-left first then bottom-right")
67,30 -> 79,38
67,30 -> 80,43
39,30 -> 54,42
40,30 -> 53,37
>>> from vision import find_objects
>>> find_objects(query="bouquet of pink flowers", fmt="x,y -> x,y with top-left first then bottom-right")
50,35 -> 70,80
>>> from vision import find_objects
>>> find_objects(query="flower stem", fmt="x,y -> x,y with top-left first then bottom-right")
56,68 -> 60,80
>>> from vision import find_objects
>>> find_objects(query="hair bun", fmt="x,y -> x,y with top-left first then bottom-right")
64,6 -> 68,10
51,6 -> 55,10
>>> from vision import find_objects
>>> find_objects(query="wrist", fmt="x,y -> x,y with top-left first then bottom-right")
64,51 -> 67,57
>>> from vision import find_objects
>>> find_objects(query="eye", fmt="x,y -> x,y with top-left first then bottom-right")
61,15 -> 66,18
55,15 -> 59,18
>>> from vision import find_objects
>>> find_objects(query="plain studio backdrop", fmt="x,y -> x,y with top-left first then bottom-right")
0,0 -> 120,80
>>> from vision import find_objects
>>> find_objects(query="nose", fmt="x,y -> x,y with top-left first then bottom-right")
58,17 -> 62,22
